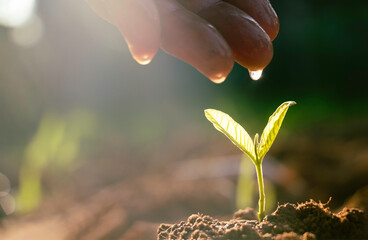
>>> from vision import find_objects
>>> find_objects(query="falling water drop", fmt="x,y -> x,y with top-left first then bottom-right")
249,70 -> 263,81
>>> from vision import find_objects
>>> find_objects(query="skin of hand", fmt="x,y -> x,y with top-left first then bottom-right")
86,0 -> 279,83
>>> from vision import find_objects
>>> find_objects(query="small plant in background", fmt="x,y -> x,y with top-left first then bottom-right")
16,111 -> 95,213
205,101 -> 296,221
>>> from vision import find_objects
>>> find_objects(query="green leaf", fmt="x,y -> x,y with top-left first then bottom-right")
257,101 -> 296,160
205,109 -> 256,162
254,133 -> 260,151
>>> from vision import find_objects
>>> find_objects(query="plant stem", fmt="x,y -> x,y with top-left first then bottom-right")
255,162 -> 265,221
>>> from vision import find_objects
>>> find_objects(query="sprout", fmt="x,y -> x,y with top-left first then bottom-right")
205,101 -> 296,221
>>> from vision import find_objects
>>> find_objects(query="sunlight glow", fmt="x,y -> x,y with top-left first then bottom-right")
10,14 -> 44,47
0,0 -> 36,28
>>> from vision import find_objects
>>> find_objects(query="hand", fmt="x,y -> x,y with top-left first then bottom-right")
86,0 -> 279,83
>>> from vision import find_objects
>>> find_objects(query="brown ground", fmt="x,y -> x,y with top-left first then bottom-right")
158,200 -> 367,240
0,130 -> 367,239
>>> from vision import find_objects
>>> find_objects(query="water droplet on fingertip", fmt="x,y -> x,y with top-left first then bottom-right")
249,70 -> 263,81
135,54 -> 152,65
210,73 -> 227,84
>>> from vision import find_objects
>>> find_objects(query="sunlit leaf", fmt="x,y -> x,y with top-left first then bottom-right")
254,133 -> 259,150
257,101 -> 296,160
205,109 -> 256,162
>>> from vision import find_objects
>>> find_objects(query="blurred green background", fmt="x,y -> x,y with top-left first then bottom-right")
0,0 -> 367,219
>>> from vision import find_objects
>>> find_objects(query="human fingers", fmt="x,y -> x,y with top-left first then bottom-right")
86,0 -> 115,25
102,0 -> 161,65
198,2 -> 273,71
224,0 -> 279,41
155,0 -> 234,83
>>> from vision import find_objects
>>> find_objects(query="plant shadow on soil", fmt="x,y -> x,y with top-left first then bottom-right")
158,200 -> 367,240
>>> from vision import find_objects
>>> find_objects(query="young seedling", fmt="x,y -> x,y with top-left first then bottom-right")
205,101 -> 296,221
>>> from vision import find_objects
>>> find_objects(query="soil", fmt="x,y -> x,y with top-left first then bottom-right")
0,130 -> 367,239
158,200 -> 367,240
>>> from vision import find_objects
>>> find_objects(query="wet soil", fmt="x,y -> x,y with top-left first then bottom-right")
158,200 -> 367,240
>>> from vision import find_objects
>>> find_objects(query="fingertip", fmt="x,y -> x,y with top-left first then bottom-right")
196,47 -> 234,84
123,36 -> 159,65
106,0 -> 161,65
199,2 -> 273,71
127,43 -> 158,65
157,0 -> 234,83
206,60 -> 233,83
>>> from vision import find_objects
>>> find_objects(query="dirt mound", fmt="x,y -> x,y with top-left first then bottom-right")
157,200 -> 367,240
